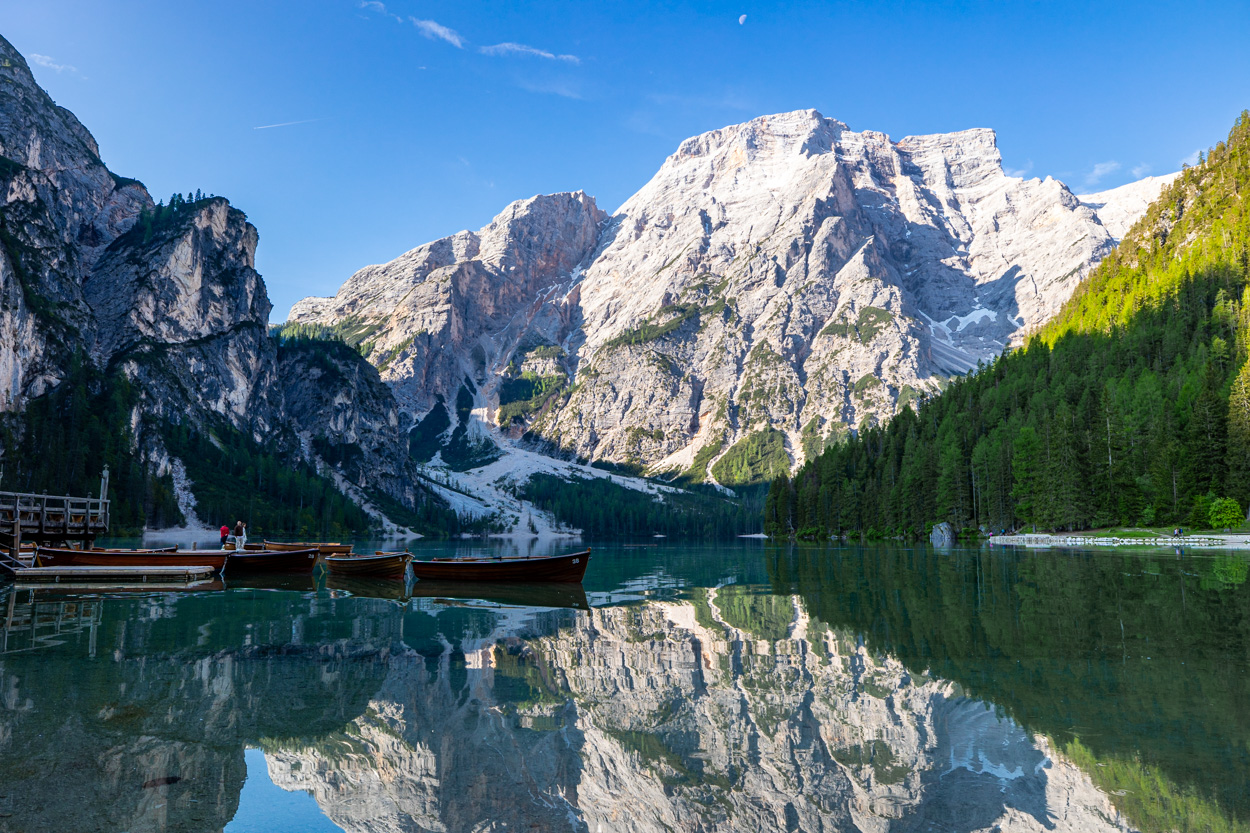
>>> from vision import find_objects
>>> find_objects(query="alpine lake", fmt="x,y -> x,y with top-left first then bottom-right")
0,539 -> 1246,833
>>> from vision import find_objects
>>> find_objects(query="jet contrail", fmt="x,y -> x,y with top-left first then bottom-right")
253,118 -> 324,130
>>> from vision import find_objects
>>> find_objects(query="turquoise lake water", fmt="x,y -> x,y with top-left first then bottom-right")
0,540 -> 1246,832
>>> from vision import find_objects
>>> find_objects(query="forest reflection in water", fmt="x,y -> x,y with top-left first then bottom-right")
0,542 -> 1245,833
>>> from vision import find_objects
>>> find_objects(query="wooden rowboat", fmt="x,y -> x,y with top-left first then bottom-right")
222,541 -> 264,551
410,549 -> 590,583
221,548 -> 319,575
323,551 -> 411,580
264,540 -> 353,556
35,547 -> 227,570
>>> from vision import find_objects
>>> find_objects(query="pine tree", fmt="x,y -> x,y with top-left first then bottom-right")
1012,426 -> 1042,530
1227,359 -> 1250,511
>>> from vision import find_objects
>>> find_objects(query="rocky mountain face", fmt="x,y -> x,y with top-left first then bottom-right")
87,198 -> 284,439
0,36 -> 150,408
277,336 -> 421,509
1078,173 -> 1181,242
292,110 -> 1174,485
0,34 -> 431,526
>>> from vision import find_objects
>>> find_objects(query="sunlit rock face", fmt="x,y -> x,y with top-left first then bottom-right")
0,34 -> 436,515
288,191 -> 607,416
1078,173 -> 1181,242
87,198 -> 283,439
266,595 -> 1133,833
291,110 -> 1171,479
0,34 -> 151,409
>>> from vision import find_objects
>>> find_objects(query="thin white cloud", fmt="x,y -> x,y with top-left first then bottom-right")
480,42 -> 580,64
1181,148 -> 1202,167
358,1 -> 402,23
1004,160 -> 1034,178
411,17 -> 464,48
1084,160 -> 1121,187
254,118 -> 324,130
516,77 -> 583,99
1131,163 -> 1152,178
29,54 -> 78,74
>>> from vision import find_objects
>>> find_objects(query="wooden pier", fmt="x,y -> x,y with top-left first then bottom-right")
0,468 -> 111,575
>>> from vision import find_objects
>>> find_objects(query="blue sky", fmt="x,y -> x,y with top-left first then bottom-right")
5,0 -> 1249,318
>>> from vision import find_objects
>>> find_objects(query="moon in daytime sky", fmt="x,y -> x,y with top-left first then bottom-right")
739,14 -> 747,24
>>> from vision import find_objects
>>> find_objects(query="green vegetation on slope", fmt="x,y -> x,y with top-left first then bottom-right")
163,421 -> 374,538
497,372 -> 568,424
711,428 -> 790,486
768,110 -> 1250,537
120,191 -> 219,246
273,318 -> 382,356
0,354 -> 181,534
520,473 -> 763,538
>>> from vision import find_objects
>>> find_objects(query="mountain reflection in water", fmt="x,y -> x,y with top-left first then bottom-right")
0,543 -> 1245,833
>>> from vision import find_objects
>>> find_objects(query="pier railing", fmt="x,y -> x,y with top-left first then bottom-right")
0,491 -> 110,538
0,489 -> 111,573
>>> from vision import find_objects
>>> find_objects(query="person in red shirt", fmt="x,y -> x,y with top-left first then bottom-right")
220,524 -> 229,548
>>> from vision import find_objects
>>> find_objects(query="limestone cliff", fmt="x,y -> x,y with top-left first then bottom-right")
88,198 -> 283,440
0,35 -> 150,408
291,111 -> 1174,485
0,33 -> 437,527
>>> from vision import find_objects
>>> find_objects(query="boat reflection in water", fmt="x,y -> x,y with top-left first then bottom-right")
0,543 -> 1246,832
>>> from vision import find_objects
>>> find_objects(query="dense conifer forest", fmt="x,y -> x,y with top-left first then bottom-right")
766,111 -> 1250,538
0,354 -> 182,533
0,352 -> 391,537
521,473 -> 764,538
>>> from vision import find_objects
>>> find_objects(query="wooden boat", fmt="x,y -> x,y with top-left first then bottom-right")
410,549 -> 590,583
264,540 -> 353,556
407,580 -> 589,610
221,548 -> 319,575
90,545 -> 179,553
35,547 -> 227,570
323,551 -> 411,580
222,541 -> 264,551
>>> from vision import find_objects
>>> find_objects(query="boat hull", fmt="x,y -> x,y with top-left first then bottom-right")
36,548 -> 227,570
410,550 -> 590,583
324,552 -> 411,580
222,548 -> 318,575
264,541 -> 353,556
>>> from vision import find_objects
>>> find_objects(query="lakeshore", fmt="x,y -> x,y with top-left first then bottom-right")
990,529 -> 1250,549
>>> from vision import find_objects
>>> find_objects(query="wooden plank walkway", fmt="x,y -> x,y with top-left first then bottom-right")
12,565 -> 217,584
